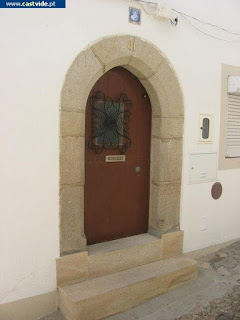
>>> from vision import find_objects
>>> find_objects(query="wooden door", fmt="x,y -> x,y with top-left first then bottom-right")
84,67 -> 151,245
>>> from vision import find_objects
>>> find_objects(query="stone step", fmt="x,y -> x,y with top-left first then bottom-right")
59,255 -> 198,320
87,233 -> 162,279
57,233 -> 174,286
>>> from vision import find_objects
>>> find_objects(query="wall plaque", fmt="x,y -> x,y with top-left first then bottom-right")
105,155 -> 126,162
129,7 -> 141,25
211,182 -> 222,200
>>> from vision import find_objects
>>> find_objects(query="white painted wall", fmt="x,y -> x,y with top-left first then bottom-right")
0,0 -> 240,304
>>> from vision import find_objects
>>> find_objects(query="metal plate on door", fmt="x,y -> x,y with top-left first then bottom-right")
105,155 -> 126,162
135,166 -> 141,173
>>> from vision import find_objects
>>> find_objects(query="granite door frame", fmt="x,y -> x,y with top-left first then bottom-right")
59,35 -> 184,256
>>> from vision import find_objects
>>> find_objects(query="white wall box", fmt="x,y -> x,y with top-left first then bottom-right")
189,153 -> 217,183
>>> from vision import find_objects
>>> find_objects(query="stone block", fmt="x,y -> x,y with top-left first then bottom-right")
0,291 -> 57,320
161,230 -> 184,259
61,46 -> 104,111
151,137 -> 182,183
128,37 -> 164,79
88,234 -> 162,278
90,35 -> 134,72
152,117 -> 184,139
149,182 -> 181,235
56,251 -> 88,286
60,136 -> 84,185
59,256 -> 198,320
141,78 -> 168,117
60,111 -> 85,137
60,185 -> 86,255
142,62 -> 184,118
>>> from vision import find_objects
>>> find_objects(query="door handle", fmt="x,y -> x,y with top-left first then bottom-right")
135,166 -> 141,173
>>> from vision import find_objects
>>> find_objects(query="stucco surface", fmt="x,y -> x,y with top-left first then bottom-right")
2,0 -> 240,307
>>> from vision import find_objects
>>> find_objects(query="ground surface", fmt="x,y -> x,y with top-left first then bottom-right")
39,240 -> 240,320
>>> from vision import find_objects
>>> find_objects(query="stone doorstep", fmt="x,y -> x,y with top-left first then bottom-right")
87,233 -> 160,255
87,233 -> 159,256
58,255 -> 198,320
57,233 -> 162,286
57,232 -> 184,287
87,233 -> 163,279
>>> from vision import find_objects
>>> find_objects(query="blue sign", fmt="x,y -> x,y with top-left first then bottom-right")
129,7 -> 141,25
0,0 -> 65,8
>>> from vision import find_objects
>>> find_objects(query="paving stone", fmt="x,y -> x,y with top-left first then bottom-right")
219,253 -> 228,258
200,262 -> 212,270
179,285 -> 240,320
216,266 -> 231,276
38,310 -> 64,320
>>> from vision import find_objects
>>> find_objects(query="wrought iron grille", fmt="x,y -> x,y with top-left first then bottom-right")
88,91 -> 132,154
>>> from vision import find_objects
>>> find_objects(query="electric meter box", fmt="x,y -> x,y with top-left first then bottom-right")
189,153 -> 217,183
199,114 -> 213,143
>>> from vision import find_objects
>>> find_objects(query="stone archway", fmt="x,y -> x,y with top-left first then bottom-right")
59,35 -> 184,256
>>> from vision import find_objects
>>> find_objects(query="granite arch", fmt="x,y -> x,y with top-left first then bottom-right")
60,35 -> 184,255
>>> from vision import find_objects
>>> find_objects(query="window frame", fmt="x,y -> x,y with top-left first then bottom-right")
219,64 -> 240,169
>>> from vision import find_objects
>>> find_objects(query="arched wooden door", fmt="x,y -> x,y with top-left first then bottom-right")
84,67 -> 151,245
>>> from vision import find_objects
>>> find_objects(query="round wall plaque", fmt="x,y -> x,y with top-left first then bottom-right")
211,182 -> 222,200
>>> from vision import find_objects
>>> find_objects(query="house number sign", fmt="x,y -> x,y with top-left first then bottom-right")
105,155 -> 126,162
128,40 -> 136,51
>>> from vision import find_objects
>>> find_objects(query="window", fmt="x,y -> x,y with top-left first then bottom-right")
88,91 -> 132,154
219,64 -> 240,169
226,92 -> 240,158
95,101 -> 124,146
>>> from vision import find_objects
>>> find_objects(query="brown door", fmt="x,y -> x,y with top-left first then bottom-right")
84,67 -> 151,245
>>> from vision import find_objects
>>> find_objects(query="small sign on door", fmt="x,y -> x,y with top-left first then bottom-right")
105,155 -> 126,162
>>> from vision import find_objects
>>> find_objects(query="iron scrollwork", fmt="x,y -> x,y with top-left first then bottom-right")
88,91 -> 132,154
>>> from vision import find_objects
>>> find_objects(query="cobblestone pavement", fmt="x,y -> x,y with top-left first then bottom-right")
178,241 -> 240,320
179,285 -> 240,320
39,240 -> 240,320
